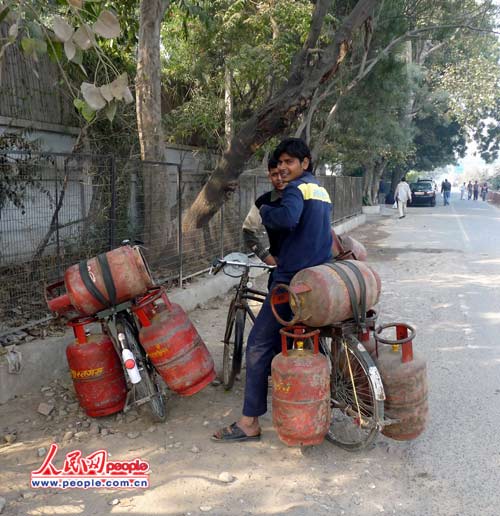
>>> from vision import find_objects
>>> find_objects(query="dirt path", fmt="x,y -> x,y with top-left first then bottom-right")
0,215 -> 436,516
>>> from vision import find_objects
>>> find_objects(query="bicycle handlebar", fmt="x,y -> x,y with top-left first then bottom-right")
210,258 -> 275,275
222,260 -> 275,269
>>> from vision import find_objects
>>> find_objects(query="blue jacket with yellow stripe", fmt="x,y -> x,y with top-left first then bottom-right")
260,172 -> 333,283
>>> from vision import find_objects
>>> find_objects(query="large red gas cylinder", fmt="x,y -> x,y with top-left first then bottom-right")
331,230 -> 368,262
374,323 -> 428,440
271,260 -> 381,327
46,245 -> 154,317
133,288 -> 216,396
339,235 -> 368,261
272,327 -> 330,446
66,318 -> 127,417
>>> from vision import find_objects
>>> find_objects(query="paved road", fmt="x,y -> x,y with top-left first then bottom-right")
374,192 -> 500,515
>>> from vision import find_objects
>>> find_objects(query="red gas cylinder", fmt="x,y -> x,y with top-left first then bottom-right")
271,260 -> 381,327
272,327 -> 330,446
66,318 -> 127,417
331,229 -> 344,258
133,288 -> 216,396
331,230 -> 368,262
374,323 -> 428,440
46,245 -> 154,317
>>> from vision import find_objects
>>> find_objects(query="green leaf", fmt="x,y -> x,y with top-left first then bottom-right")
21,37 -> 37,56
47,41 -> 64,62
81,103 -> 96,122
73,98 -> 85,110
105,101 -> 117,122
33,38 -> 47,55
74,97 -> 97,123
71,46 -> 83,64
27,21 -> 44,40
0,6 -> 10,24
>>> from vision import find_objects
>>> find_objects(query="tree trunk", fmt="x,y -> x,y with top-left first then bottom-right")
136,0 -> 170,260
362,158 -> 387,205
370,158 -> 387,204
390,166 -> 402,196
183,0 -> 378,230
363,162 -> 374,203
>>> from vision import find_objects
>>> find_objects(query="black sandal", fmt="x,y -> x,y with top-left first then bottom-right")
211,422 -> 261,443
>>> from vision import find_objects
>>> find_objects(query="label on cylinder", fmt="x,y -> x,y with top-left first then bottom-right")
71,367 -> 104,379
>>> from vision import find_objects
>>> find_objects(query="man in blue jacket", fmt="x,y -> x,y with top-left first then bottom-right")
213,138 -> 333,442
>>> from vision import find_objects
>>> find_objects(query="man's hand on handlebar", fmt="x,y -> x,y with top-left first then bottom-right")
263,255 -> 277,266
209,258 -> 225,276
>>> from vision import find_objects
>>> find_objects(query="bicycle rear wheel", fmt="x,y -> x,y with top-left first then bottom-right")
321,334 -> 384,451
116,313 -> 166,422
222,302 -> 245,390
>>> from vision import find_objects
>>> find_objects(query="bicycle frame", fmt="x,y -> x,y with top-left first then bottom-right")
92,302 -> 163,413
231,270 -> 267,323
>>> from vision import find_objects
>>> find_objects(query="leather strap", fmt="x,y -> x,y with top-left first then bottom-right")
324,262 -> 360,326
340,261 -> 367,325
79,260 -> 109,308
97,253 -> 117,306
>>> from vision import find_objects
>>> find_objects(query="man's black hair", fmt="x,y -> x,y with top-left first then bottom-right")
272,137 -> 313,173
267,156 -> 278,171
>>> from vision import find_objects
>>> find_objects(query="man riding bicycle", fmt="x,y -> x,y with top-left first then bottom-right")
212,137 -> 333,442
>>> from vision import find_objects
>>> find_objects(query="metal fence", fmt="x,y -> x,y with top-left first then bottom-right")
0,151 -> 362,328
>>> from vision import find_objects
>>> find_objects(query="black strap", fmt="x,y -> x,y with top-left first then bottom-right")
340,261 -> 367,325
97,253 -> 117,306
324,262 -> 360,326
79,260 -> 109,308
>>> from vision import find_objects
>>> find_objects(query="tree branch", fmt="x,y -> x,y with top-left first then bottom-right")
183,0 -> 379,230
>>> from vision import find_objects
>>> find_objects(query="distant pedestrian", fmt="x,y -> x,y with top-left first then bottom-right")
481,182 -> 488,202
467,181 -> 473,200
460,182 -> 466,200
395,177 -> 412,219
441,178 -> 451,205
473,180 -> 479,201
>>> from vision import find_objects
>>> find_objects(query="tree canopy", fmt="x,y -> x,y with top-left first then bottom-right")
1,0 -> 499,215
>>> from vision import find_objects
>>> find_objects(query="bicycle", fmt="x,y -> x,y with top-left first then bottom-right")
210,253 -> 275,390
271,284 -> 387,451
318,320 -> 385,451
47,240 -> 167,422
95,300 -> 167,422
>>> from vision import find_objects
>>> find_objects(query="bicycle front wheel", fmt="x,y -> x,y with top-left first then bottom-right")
116,313 -> 167,422
321,334 -> 384,451
222,305 -> 246,390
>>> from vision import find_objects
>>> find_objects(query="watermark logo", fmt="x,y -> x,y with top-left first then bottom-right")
30,443 -> 150,490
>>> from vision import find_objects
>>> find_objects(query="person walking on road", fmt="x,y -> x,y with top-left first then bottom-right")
481,182 -> 488,202
467,181 -> 473,200
441,178 -> 451,205
473,180 -> 479,201
212,137 -> 333,443
460,182 -> 466,200
395,177 -> 412,219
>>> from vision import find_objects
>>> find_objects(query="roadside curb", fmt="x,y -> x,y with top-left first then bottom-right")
0,213 -> 366,404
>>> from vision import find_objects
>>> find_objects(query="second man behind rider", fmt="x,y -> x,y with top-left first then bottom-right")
212,137 -> 333,443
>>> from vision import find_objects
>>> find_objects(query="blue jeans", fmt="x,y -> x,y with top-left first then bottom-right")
242,283 -> 292,417
444,191 -> 450,205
